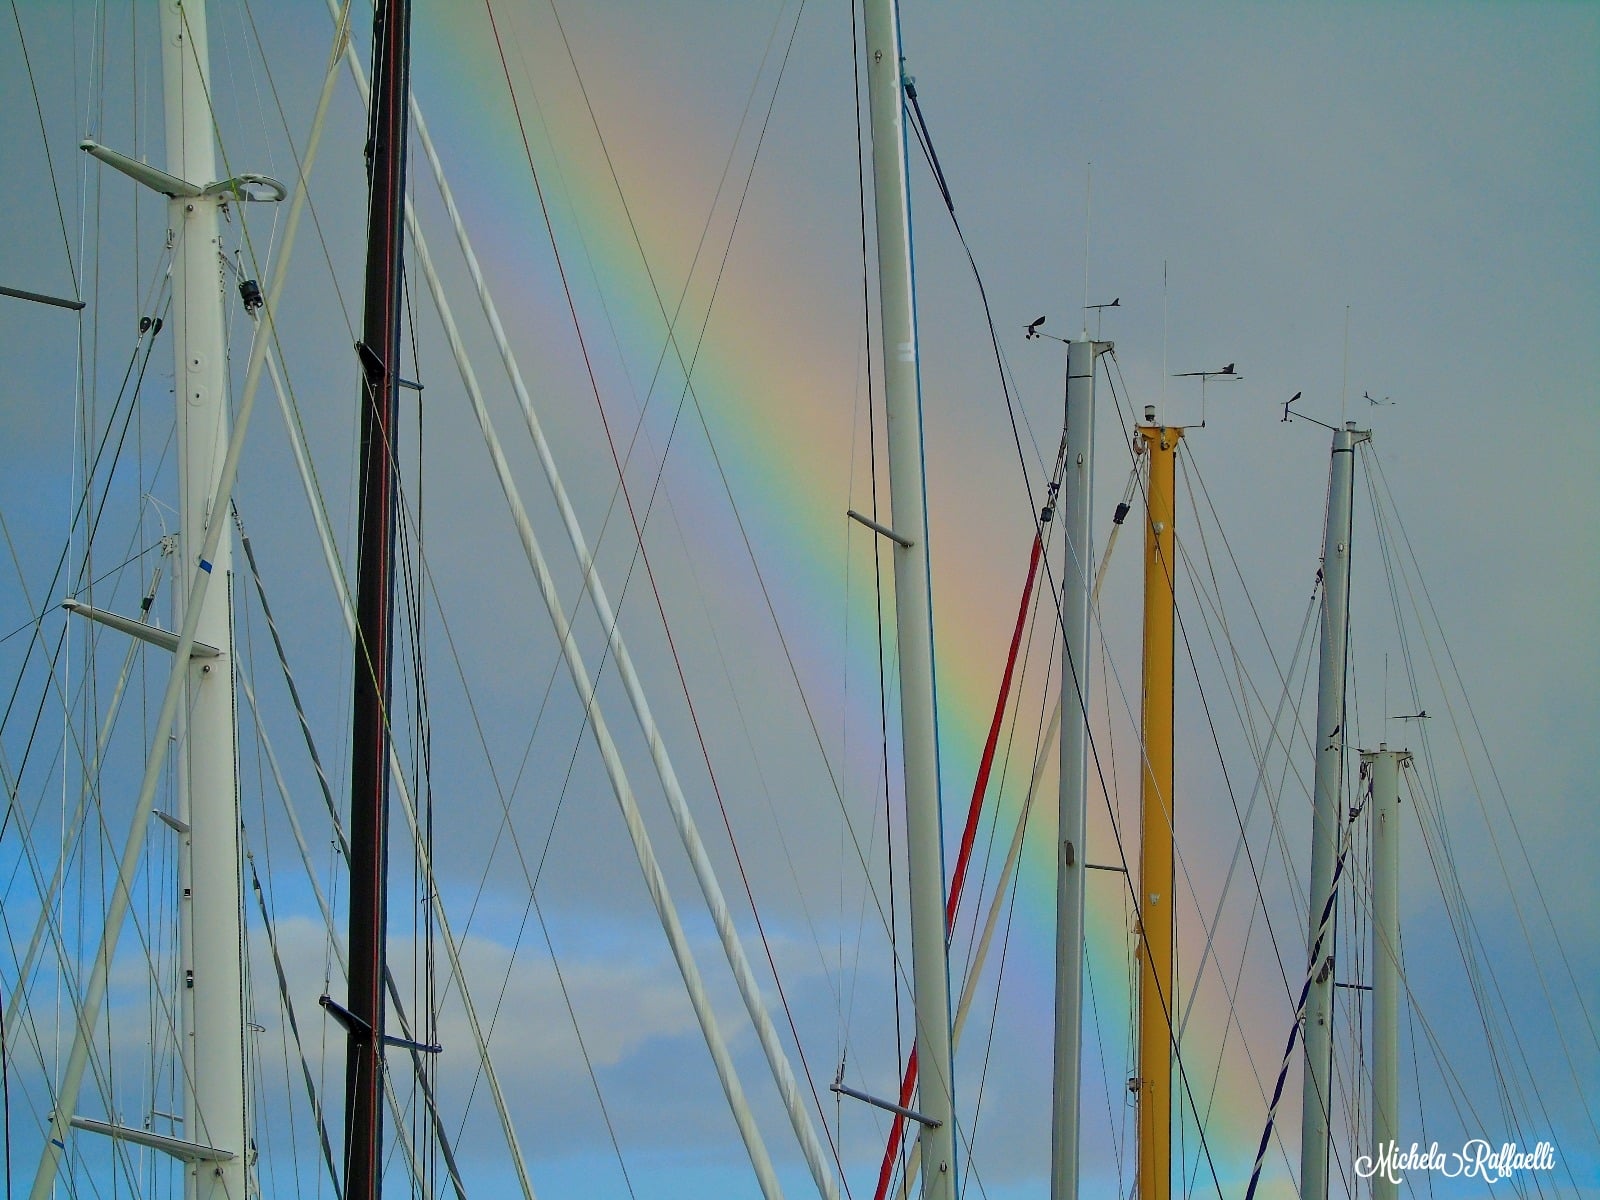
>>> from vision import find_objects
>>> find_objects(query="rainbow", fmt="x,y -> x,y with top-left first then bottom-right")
411,3 -> 1297,1186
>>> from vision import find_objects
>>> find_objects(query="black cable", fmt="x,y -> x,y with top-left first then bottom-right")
249,858 -> 342,1194
903,84 -> 1043,526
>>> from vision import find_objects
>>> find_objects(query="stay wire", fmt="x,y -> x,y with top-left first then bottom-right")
1160,468 -> 1300,1195
1362,505 -> 1592,1163
526,0 -> 871,1035
0,300 -> 167,755
8,0 -> 79,293
486,3 -> 862,1180
233,511 -> 470,1200
245,853 -> 341,1195
1363,450 -> 1596,1149
903,83 -> 1048,516
1170,456 -> 1302,1004
1366,443 -> 1600,1058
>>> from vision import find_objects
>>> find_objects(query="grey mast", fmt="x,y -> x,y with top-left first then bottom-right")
1300,420 -> 1369,1200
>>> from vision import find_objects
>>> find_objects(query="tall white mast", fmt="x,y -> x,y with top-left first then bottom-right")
1366,744 -> 1408,1200
1050,335 -> 1101,1200
1300,421 -> 1366,1200
162,2 -> 250,1195
31,4 -> 253,1197
862,1 -> 959,1195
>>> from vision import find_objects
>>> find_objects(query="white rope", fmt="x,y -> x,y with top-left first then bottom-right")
318,3 -> 834,1192
406,57 -> 839,1200
262,324 -> 543,1200
399,187 -> 783,1200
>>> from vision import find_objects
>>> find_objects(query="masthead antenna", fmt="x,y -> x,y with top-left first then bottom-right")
1341,305 -> 1351,423
1160,260 -> 1169,419
1083,163 -> 1092,336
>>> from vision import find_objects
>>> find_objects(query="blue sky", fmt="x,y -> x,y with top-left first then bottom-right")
2,2 -> 1596,1197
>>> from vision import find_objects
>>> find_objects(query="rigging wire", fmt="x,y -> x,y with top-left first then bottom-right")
0,298 -> 168,761
902,82 -> 1049,513
1365,443 -> 1600,1083
1361,449 -> 1597,1156
234,512 -> 469,1199
1356,528 -> 1593,1175
482,4 -> 867,1185
246,853 -> 340,1194
6,0 -> 79,292
1171,455 -> 1305,1002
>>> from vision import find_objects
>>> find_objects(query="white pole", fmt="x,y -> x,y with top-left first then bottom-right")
153,2 -> 251,1195
862,2 -> 958,1195
1051,337 -> 1100,1200
1367,745 -> 1406,1200
1300,421 -> 1366,1200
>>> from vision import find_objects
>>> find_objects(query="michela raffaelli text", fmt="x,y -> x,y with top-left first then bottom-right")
1356,1140 -> 1556,1185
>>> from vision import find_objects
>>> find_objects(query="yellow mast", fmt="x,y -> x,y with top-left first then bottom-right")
1136,423 -> 1181,1200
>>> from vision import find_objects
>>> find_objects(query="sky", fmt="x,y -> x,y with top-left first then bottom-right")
1,2 -> 1596,1199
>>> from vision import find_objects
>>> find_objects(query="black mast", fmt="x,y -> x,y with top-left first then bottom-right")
342,0 -> 411,1195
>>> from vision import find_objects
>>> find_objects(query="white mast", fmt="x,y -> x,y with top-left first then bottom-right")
31,3 -> 253,1197
862,1 -> 959,1195
1300,420 -> 1366,1200
1050,335 -> 1101,1200
1366,745 -> 1408,1200
163,2 -> 250,1195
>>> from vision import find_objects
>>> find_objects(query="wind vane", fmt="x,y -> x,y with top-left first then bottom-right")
1084,297 -> 1120,338
1024,315 -> 1070,344
1172,360 -> 1241,426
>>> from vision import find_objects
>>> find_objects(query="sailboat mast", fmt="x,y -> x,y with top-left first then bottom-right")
1050,335 -> 1102,1200
343,0 -> 412,1196
1366,744 -> 1407,1200
1135,420 -> 1181,1200
1300,421 -> 1364,1200
162,1 -> 250,1195
862,1 -> 958,1194
151,0 -> 254,1196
